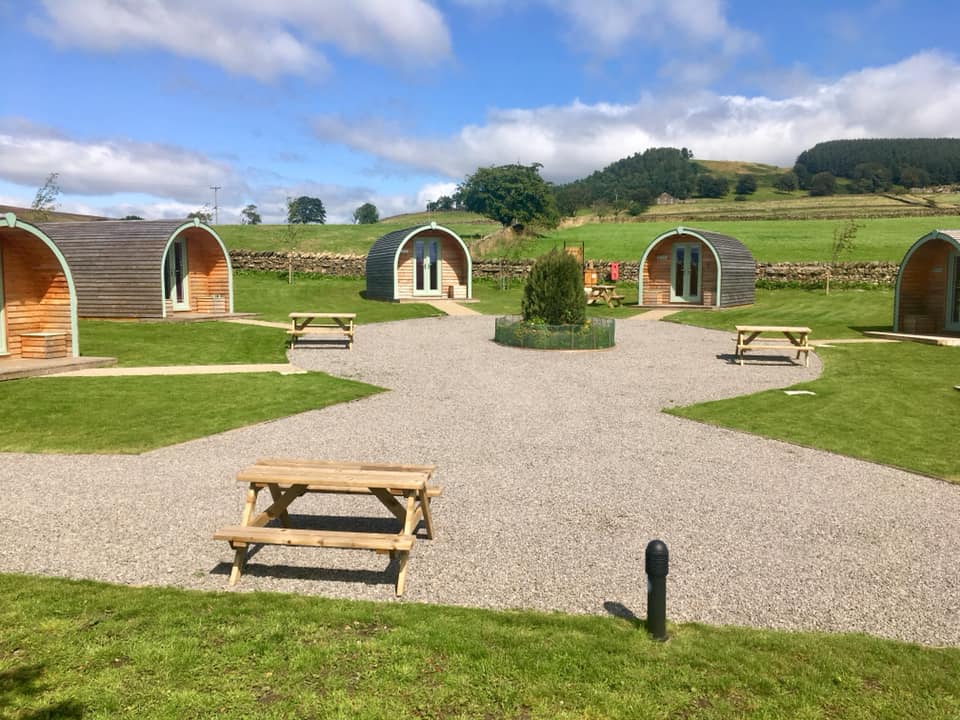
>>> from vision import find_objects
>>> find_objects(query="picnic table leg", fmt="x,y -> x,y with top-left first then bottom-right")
395,550 -> 410,596
417,487 -> 435,539
267,485 -> 292,528
229,485 -> 259,585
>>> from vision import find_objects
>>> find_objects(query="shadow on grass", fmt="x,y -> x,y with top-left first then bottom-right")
0,664 -> 85,719
848,325 -> 894,335
602,601 -> 644,630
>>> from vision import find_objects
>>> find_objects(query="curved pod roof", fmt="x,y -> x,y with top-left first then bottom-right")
893,229 -> 960,332
0,212 -> 80,356
39,218 -> 233,318
638,225 -> 756,308
366,223 -> 472,300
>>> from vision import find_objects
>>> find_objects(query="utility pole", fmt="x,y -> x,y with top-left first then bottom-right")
209,185 -> 221,224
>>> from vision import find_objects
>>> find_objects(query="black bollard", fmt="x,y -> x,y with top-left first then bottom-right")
645,539 -> 669,641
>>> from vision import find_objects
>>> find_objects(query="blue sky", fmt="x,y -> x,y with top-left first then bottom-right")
2,0 -> 959,223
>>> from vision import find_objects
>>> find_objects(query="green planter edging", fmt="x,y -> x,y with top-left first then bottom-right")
494,316 -> 615,350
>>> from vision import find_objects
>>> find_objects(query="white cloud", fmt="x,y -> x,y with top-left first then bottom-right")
0,121 -> 240,203
312,52 -> 960,181
34,0 -> 451,80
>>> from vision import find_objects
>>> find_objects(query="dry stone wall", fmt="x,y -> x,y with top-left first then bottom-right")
229,250 -> 900,286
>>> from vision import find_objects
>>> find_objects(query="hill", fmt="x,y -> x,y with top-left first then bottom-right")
0,204 -> 109,222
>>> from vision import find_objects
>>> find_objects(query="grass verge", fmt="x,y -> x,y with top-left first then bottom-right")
666,287 -> 893,339
233,271 -> 446,324
79,320 -> 289,366
1,574 -> 958,719
0,373 -> 382,453
669,342 -> 960,480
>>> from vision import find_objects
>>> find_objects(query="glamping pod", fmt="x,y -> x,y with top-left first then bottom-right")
365,223 -> 472,301
894,229 -> 960,334
638,226 -> 755,308
40,219 -> 233,319
0,213 -> 79,358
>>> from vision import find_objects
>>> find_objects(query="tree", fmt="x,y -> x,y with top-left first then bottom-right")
287,196 -> 326,224
352,202 -> 379,224
241,204 -> 261,225
774,171 -> 799,192
899,166 -> 930,189
458,163 -> 559,229
825,219 -> 861,295
31,172 -> 61,221
521,249 -> 586,325
695,174 -> 730,198
808,171 -> 837,196
426,195 -> 456,212
735,174 -> 758,195
187,209 -> 212,223
120,215 -> 144,220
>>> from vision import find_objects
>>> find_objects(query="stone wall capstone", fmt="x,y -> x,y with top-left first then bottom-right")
229,250 -> 901,286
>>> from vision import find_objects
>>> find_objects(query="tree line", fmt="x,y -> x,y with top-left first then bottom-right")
793,138 -> 960,191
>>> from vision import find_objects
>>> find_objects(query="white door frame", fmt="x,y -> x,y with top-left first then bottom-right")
670,242 -> 702,303
947,251 -> 960,332
412,238 -> 441,296
165,237 -> 190,311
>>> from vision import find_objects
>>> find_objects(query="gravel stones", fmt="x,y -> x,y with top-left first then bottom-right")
1,316 -> 958,647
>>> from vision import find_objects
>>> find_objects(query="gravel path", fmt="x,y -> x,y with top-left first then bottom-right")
1,316 -> 958,647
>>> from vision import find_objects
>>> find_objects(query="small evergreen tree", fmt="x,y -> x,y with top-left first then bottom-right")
521,249 -> 586,325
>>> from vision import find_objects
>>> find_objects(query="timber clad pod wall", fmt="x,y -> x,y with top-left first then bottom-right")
638,226 -> 756,308
0,213 -> 79,358
39,219 -> 233,319
894,229 -> 960,334
366,223 -> 472,301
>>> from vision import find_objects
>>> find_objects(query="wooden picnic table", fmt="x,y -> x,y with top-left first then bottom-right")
735,325 -> 812,367
214,458 -> 442,595
585,284 -> 625,308
287,312 -> 355,349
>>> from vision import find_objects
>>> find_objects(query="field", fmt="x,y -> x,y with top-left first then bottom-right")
513,215 -> 960,263
215,211 -> 498,254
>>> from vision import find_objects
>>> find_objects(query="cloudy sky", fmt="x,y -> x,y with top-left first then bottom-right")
2,0 -> 959,223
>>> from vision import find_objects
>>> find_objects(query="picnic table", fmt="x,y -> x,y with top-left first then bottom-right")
214,458 -> 442,596
585,284 -> 625,308
735,325 -> 812,367
287,312 -> 355,349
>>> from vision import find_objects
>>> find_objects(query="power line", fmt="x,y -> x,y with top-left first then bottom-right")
209,185 -> 221,224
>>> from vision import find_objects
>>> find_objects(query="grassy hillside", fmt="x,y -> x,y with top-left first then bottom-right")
511,215 -> 960,263
215,211 -> 498,254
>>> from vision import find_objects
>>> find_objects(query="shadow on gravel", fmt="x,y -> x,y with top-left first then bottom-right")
716,352 -> 805,366
209,559 -> 400,588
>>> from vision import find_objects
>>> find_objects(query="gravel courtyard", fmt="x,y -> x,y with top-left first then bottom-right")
1,316 -> 958,647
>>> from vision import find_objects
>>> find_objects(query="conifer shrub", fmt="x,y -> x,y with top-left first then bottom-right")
521,249 -> 586,325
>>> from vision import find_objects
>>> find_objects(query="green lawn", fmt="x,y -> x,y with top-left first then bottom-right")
0,372 -> 381,453
469,278 -> 646,318
504,216 -> 960,263
79,320 -> 289,366
233,271 -> 445,324
667,287 -> 894,339
2,574 -> 958,719
669,341 -> 960,480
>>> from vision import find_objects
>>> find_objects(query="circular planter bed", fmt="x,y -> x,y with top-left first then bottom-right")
494,315 -> 615,350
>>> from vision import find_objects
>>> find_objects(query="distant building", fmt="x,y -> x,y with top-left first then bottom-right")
656,192 -> 679,205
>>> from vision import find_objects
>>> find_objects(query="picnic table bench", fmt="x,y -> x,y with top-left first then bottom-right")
287,312 -> 355,349
585,284 -> 625,308
735,325 -> 812,367
214,458 -> 442,596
